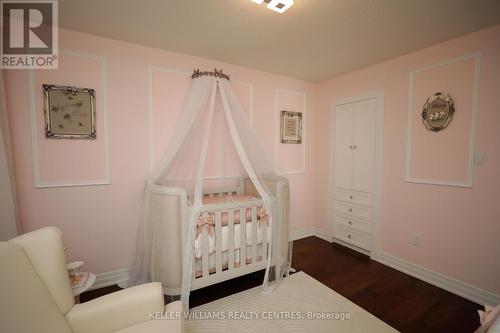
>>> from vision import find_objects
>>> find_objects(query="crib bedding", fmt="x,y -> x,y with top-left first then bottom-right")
196,194 -> 268,228
194,222 -> 271,258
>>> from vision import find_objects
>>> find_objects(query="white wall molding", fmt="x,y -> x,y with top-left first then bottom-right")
405,52 -> 481,188
147,66 -> 191,173
232,80 -> 254,125
28,49 -> 111,188
90,235 -> 500,306
274,88 -> 307,175
147,66 -> 254,173
329,90 -> 385,260
333,238 -> 371,256
289,227 -> 329,242
90,268 -> 131,291
376,251 -> 500,306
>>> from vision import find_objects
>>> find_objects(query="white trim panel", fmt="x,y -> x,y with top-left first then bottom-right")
274,88 -> 307,175
405,52 -> 481,188
29,50 -> 111,188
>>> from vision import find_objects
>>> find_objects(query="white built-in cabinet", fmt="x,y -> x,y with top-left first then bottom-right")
333,98 -> 376,253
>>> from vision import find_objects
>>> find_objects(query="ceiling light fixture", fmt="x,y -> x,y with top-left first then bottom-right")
251,0 -> 294,13
267,0 -> 294,13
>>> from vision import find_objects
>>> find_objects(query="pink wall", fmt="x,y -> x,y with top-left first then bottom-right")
3,28 -> 316,274
315,24 -> 500,295
4,23 -> 499,297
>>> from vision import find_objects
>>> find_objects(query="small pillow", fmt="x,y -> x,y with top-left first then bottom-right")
476,304 -> 500,333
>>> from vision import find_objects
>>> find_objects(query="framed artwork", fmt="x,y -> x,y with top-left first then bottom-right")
421,92 -> 455,132
280,110 -> 302,144
43,84 -> 96,139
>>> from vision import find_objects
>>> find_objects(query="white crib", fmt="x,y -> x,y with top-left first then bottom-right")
190,187 -> 272,290
147,176 -> 289,296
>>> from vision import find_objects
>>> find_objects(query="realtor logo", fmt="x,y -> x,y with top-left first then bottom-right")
1,0 -> 58,68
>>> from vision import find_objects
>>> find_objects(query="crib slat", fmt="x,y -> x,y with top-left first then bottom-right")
251,206 -> 257,264
215,211 -> 222,274
201,226 -> 209,277
240,208 -> 246,268
262,215 -> 268,262
228,209 -> 235,270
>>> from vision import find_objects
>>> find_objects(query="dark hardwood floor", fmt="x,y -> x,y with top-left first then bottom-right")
81,236 -> 482,332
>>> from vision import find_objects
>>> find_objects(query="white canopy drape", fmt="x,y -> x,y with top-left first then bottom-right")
127,72 -> 291,310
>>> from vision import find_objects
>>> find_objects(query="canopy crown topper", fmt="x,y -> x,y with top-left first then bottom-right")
191,68 -> 230,81
421,92 -> 455,132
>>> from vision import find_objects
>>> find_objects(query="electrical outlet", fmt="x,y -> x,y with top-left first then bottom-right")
474,152 -> 486,166
411,234 -> 421,247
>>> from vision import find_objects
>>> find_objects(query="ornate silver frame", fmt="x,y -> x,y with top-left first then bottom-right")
280,110 -> 302,144
43,84 -> 96,139
421,92 -> 455,132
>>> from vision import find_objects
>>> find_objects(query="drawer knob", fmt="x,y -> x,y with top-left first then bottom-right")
349,208 -> 353,212
349,195 -> 353,199
348,221 -> 352,225
348,235 -> 351,239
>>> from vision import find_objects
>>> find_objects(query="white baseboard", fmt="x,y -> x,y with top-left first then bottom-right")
376,251 -> 500,306
332,237 -> 371,256
289,227 -> 330,242
90,268 -> 131,291
89,228 -> 331,291
89,231 -> 500,307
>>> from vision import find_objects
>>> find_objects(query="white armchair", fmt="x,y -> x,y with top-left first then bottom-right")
0,227 -> 184,333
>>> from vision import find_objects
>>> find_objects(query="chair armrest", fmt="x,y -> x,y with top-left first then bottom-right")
66,282 -> 164,333
115,301 -> 185,333
165,301 -> 184,333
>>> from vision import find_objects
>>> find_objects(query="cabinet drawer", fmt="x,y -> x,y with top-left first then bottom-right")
335,214 -> 371,234
334,225 -> 371,251
335,201 -> 373,221
334,189 -> 373,207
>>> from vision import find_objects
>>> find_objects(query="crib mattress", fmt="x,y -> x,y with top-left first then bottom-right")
195,244 -> 266,278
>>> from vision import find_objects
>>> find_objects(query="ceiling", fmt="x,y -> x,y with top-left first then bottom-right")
59,0 -> 500,82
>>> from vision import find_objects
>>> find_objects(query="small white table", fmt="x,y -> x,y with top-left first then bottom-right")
72,272 -> 96,303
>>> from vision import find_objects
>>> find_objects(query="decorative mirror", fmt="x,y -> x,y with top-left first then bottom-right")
421,92 -> 455,132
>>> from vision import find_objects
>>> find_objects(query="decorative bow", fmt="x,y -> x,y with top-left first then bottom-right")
196,212 -> 215,238
257,206 -> 269,227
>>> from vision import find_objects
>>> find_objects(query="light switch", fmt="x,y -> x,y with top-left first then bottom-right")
474,152 -> 486,166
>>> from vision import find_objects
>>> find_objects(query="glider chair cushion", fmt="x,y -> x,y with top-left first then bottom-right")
0,241 -> 72,333
0,227 -> 184,333
9,226 -> 75,314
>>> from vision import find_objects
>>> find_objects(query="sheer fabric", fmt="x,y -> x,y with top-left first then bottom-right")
126,75 -> 291,310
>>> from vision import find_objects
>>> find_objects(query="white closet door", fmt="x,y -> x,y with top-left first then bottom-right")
334,104 -> 354,189
352,99 -> 376,193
